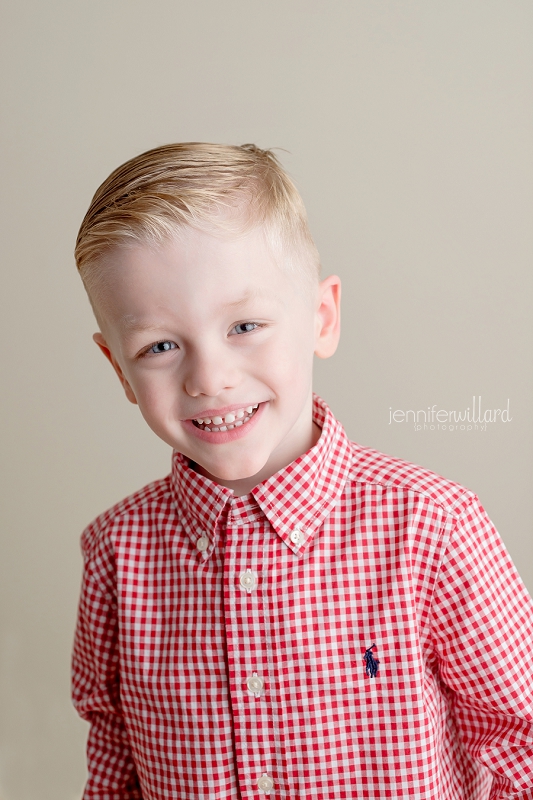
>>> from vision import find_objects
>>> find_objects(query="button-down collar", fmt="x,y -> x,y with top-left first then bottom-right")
170,394 -> 353,557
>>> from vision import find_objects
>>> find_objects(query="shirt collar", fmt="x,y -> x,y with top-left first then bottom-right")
170,394 -> 353,558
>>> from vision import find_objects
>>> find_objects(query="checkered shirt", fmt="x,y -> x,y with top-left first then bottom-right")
72,395 -> 533,800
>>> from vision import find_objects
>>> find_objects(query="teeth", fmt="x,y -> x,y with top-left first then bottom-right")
194,403 -> 261,429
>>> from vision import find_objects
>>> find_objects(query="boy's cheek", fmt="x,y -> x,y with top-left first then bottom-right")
128,381 -> 162,413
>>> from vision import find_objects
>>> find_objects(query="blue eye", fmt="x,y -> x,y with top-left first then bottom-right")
232,322 -> 258,335
148,341 -> 177,354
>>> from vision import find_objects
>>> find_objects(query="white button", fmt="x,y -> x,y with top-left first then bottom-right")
196,535 -> 209,552
257,774 -> 274,793
239,569 -> 257,592
290,528 -> 302,545
247,673 -> 264,694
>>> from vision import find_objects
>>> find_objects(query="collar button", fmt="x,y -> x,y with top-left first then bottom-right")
290,527 -> 302,545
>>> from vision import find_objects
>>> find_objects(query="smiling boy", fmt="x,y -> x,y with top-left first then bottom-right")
72,143 -> 533,800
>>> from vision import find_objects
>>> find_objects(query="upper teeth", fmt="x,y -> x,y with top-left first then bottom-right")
195,404 -> 258,425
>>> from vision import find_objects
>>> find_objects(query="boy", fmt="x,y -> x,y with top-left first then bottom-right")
72,143 -> 533,799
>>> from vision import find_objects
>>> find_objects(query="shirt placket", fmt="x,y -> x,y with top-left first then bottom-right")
223,498 -> 276,798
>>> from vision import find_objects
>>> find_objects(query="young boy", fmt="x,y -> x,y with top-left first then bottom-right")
72,143 -> 533,800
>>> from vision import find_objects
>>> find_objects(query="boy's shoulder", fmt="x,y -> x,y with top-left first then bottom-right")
80,474 -> 173,559
318,396 -> 476,521
345,439 -> 477,520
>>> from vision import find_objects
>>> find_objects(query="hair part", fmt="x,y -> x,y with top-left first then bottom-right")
75,143 -> 321,318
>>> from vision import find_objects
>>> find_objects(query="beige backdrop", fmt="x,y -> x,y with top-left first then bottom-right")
1,2 -> 531,798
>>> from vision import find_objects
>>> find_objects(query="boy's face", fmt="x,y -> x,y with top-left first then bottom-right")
93,224 -> 340,495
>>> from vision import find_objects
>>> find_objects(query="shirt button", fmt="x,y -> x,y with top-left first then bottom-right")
196,535 -> 209,552
239,569 -> 257,592
257,774 -> 274,793
247,673 -> 265,694
290,524 -> 303,545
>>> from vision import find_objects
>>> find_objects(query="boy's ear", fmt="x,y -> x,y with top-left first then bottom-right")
93,332 -> 138,405
314,275 -> 341,359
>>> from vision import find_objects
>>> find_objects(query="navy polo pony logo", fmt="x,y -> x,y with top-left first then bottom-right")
363,643 -> 380,678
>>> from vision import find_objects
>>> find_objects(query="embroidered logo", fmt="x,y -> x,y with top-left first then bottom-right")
363,643 -> 380,678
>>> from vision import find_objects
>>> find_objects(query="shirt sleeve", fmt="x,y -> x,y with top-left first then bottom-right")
72,523 -> 143,800
431,495 -> 533,799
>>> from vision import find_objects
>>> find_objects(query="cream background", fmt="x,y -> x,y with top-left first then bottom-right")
1,2 -> 531,798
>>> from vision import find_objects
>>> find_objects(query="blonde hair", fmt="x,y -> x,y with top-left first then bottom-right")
75,142 -> 320,313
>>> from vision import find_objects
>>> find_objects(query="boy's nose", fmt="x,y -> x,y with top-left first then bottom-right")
183,347 -> 238,398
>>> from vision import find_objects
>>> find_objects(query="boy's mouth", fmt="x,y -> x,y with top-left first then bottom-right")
191,404 -> 259,432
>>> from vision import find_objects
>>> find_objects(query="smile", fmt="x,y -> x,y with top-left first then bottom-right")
192,404 -> 259,432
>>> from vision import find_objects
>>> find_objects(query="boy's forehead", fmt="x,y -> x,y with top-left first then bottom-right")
105,276 -> 290,341
108,227 -> 290,288
93,224 -> 316,334
109,224 -> 278,276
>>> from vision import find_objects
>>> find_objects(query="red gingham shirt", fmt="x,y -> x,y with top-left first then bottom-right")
72,395 -> 533,800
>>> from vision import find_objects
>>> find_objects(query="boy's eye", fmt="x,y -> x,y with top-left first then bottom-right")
231,322 -> 259,335
147,340 -> 177,354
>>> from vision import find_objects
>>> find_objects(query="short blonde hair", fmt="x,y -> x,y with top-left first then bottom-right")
75,142 -> 321,312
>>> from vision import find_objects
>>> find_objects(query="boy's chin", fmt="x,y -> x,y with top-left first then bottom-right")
194,455 -> 270,486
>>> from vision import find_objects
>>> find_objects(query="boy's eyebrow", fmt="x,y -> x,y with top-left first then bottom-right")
221,288 -> 262,309
119,290 -> 262,334
120,316 -> 168,334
